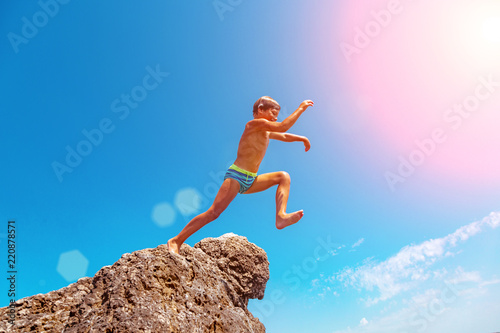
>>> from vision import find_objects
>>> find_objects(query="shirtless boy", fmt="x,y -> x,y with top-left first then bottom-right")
167,96 -> 314,254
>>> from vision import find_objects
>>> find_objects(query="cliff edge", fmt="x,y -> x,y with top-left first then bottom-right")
0,233 -> 269,332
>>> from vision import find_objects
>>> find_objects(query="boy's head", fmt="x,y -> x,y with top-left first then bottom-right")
253,96 -> 280,118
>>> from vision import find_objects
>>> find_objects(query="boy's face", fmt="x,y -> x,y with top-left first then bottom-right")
260,108 -> 279,122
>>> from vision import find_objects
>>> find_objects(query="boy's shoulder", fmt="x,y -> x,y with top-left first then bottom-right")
245,118 -> 269,127
244,118 -> 271,133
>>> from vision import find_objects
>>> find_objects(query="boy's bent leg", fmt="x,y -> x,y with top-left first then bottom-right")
244,172 -> 303,229
168,178 -> 240,254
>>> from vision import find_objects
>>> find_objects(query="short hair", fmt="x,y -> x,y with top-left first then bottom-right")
253,96 -> 280,115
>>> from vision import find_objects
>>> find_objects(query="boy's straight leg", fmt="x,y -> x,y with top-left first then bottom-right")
168,178 -> 240,254
244,171 -> 303,229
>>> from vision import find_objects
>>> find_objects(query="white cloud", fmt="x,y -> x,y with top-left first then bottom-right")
448,266 -> 481,285
480,279 -> 500,287
332,277 -> 500,333
331,285 -> 457,333
352,238 -> 365,249
359,318 -> 368,326
335,212 -> 499,305
329,212 -> 500,333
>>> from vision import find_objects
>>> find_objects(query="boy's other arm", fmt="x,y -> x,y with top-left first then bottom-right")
269,133 -> 311,151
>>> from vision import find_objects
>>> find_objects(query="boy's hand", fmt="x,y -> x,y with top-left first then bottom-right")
299,100 -> 314,111
302,137 -> 311,152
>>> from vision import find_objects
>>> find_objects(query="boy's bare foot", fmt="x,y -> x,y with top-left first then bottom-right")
167,238 -> 179,254
276,210 -> 304,230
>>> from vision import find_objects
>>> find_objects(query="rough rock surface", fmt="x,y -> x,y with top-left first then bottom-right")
0,233 -> 269,332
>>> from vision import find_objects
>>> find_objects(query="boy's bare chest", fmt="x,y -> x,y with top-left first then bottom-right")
240,132 -> 269,153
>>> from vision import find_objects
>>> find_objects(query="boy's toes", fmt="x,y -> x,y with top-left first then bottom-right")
167,239 -> 179,254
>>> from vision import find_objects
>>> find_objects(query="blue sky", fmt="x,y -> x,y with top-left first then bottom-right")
1,1 -> 499,332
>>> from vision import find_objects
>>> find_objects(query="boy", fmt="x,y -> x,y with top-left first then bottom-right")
167,96 -> 314,254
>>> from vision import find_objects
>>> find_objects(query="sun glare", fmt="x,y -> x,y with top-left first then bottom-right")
482,17 -> 500,42
453,6 -> 500,70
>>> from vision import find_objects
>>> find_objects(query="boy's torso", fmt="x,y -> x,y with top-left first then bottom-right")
233,122 -> 270,173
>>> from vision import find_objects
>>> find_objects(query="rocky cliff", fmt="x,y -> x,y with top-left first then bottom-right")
0,233 -> 269,332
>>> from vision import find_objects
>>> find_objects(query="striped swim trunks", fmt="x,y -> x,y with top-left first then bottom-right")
224,164 -> 257,194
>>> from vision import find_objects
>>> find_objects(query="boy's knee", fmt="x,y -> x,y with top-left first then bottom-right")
279,171 -> 290,184
207,207 -> 222,220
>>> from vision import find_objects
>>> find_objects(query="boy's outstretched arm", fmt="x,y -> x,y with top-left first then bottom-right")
269,133 -> 311,151
248,100 -> 314,133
